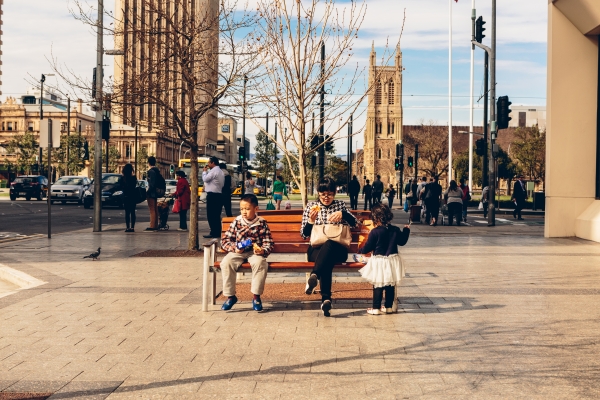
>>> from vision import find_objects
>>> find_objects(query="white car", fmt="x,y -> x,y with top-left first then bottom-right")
51,176 -> 91,204
165,179 -> 178,196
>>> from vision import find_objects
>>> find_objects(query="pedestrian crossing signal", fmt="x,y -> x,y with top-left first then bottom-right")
407,156 -> 414,168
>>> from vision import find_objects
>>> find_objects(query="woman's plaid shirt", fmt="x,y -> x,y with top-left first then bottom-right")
300,199 -> 357,239
221,215 -> 275,256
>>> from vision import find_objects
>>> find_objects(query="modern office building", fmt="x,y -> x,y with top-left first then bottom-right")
547,0 -> 600,242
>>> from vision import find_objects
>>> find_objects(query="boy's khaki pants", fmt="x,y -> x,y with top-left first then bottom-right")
221,251 -> 268,297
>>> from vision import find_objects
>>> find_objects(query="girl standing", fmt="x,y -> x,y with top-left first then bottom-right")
174,170 -> 191,231
357,203 -> 410,315
120,163 -> 138,233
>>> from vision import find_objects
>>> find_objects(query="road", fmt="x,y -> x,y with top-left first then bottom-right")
0,198 -> 240,236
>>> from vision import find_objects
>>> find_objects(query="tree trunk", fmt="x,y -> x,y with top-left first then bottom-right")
188,146 -> 199,250
298,147 -> 308,207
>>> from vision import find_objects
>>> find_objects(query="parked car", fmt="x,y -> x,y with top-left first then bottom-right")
137,180 -> 148,190
83,173 -> 126,209
165,179 -> 177,196
9,175 -> 48,201
50,176 -> 91,205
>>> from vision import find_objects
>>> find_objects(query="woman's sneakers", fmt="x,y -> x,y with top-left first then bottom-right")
305,273 -> 318,295
221,296 -> 238,311
367,308 -> 381,315
321,300 -> 332,317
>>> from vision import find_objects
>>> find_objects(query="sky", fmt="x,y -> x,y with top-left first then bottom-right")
1,0 -> 547,154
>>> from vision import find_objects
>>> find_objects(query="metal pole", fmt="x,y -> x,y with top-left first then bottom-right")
67,96 -> 70,176
347,114 -> 353,187
319,41 -> 325,181
273,122 -> 278,189
448,0 -> 453,183
39,75 -> 44,174
469,0 -> 475,191
47,119 -> 52,239
134,122 -> 138,179
265,113 -> 269,195
414,144 -> 419,182
93,0 -> 104,232
488,0 -> 496,226
483,52 -> 489,189
242,75 -> 247,195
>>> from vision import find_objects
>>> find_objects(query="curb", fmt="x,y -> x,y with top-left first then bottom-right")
0,264 -> 47,298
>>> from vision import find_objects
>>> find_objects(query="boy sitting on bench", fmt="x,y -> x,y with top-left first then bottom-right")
220,194 -> 274,311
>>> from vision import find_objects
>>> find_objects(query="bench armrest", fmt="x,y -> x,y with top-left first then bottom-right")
202,238 -> 219,248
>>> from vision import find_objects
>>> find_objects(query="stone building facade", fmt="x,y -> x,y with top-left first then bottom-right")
359,44 -> 403,187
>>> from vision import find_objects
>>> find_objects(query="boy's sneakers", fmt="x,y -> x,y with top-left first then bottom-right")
252,298 -> 263,312
221,296 -> 238,311
321,299 -> 332,317
305,273 -> 318,295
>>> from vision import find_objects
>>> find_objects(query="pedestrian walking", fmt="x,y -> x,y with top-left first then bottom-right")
301,177 -> 358,317
272,175 -> 289,210
423,177 -> 442,226
481,186 -> 489,219
173,170 -> 191,231
443,180 -> 463,226
244,171 -> 256,195
119,163 -> 138,233
220,163 -> 235,217
145,156 -> 166,232
202,156 -> 224,238
403,179 -> 412,211
363,179 -> 373,211
357,203 -> 410,315
512,175 -> 527,220
386,184 -> 396,209
460,178 -> 471,222
372,175 -> 384,205
348,175 -> 361,210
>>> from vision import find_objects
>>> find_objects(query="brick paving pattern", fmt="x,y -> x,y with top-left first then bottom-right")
0,218 -> 599,398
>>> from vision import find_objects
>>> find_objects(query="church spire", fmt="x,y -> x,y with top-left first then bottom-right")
370,41 -> 376,67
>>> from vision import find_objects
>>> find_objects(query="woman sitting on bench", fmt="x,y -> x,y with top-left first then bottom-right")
301,177 -> 358,317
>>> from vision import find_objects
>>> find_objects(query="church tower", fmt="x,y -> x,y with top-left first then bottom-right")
362,43 -> 403,187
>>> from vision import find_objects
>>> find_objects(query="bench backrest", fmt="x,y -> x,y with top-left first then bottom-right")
221,211 -> 370,253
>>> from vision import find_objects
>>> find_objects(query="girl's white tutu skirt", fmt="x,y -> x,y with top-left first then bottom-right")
358,253 -> 403,288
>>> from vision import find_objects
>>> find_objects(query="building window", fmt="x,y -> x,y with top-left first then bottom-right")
388,80 -> 395,105
7,122 -> 13,131
23,96 -> 36,105
519,112 -> 526,127
378,149 -> 382,159
375,81 -> 382,105
125,143 -> 132,158
28,122 -> 34,131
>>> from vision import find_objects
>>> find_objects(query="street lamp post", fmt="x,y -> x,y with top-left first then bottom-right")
242,75 -> 247,195
93,0 -> 104,232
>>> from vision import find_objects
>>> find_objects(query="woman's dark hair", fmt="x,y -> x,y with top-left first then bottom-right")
317,177 -> 337,193
122,163 -> 134,177
371,203 -> 394,226
240,193 -> 259,206
246,171 -> 253,179
449,180 -> 458,190
176,170 -> 186,178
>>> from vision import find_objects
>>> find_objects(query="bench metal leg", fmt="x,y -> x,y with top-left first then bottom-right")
212,270 -> 217,305
202,244 -> 214,312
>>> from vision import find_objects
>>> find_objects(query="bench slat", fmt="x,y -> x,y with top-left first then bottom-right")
214,261 -> 366,269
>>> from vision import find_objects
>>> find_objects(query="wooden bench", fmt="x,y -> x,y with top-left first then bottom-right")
200,210 -> 404,311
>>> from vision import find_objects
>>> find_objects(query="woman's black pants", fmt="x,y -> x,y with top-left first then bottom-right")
448,202 -> 462,225
179,209 -> 188,229
124,202 -> 136,229
373,285 -> 395,309
307,240 -> 349,302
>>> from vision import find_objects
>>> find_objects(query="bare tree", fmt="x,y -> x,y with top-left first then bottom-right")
403,120 -> 450,180
248,0 -> 398,206
53,0 -> 259,249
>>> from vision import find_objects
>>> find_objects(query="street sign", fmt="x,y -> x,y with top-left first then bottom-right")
39,119 -> 60,148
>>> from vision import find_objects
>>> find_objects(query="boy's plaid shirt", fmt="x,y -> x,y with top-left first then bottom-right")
221,215 -> 275,256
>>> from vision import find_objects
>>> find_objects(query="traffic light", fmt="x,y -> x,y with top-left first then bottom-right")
237,161 -> 242,173
475,138 -> 486,156
311,155 -> 317,167
170,164 -> 175,174
325,135 -> 334,152
238,147 -> 245,161
497,96 -> 512,130
475,16 -> 486,43
407,156 -> 414,168
83,141 -> 89,161
394,158 -> 400,171
101,117 -> 110,141
310,135 -> 319,150
395,143 -> 404,158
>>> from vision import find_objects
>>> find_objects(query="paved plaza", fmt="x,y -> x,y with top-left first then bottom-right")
0,217 -> 599,399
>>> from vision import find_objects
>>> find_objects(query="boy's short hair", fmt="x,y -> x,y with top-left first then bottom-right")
148,156 -> 156,166
240,194 -> 259,207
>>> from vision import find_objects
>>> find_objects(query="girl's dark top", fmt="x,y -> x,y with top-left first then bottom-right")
120,175 -> 138,203
358,225 -> 410,257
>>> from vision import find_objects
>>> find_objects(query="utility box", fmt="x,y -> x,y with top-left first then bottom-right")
533,192 -> 545,211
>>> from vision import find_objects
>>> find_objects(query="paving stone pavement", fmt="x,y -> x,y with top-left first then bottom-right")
0,219 -> 599,399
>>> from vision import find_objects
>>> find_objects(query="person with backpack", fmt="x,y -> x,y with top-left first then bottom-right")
146,156 -> 166,232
